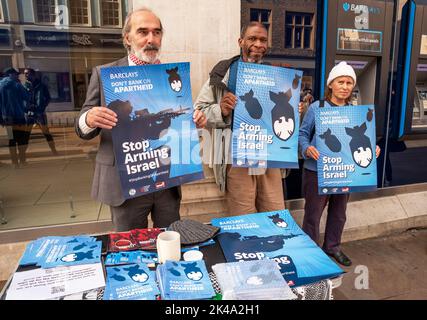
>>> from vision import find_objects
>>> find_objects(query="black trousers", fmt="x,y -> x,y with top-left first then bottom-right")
109,187 -> 181,232
302,169 -> 349,254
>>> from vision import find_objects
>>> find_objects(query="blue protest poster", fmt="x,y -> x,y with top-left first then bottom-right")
232,62 -> 302,168
211,211 -> 343,287
315,104 -> 377,195
100,63 -> 204,199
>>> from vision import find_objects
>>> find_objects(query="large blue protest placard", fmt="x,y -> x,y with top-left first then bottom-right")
211,210 -> 343,287
101,63 -> 204,199
232,62 -> 302,168
315,104 -> 377,195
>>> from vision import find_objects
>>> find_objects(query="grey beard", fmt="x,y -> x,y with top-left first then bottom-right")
247,58 -> 262,63
132,46 -> 160,63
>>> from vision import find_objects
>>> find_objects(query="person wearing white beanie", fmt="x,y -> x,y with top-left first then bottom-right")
298,61 -> 380,267
326,61 -> 357,87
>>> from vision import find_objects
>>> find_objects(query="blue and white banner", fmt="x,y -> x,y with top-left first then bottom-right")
101,63 -> 204,199
315,104 -> 377,194
211,210 -> 343,287
232,62 -> 302,168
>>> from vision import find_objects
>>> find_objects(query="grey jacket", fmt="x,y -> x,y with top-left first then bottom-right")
194,56 -> 287,192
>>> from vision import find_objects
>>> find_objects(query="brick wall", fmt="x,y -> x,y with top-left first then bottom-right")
241,0 -> 317,58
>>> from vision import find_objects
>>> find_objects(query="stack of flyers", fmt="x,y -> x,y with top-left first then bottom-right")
105,250 -> 158,267
108,228 -> 165,252
103,264 -> 160,300
19,235 -> 98,267
132,228 -> 165,249
156,260 -> 215,300
212,260 -> 296,300
108,231 -> 136,251
39,241 -> 102,268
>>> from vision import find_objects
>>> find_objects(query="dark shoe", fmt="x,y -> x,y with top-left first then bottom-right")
327,250 -> 352,267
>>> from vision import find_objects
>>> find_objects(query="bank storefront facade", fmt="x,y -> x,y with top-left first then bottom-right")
0,0 -> 426,243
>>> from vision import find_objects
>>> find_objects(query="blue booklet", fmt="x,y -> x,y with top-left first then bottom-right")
104,264 -> 159,300
100,63 -> 204,199
19,236 -> 97,266
38,241 -> 102,268
105,250 -> 158,266
156,260 -> 215,300
315,104 -> 377,194
211,211 -> 343,287
232,62 -> 302,168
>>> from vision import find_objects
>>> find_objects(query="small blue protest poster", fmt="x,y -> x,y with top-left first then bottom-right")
39,241 -> 102,268
232,62 -> 302,168
100,63 -> 204,199
315,104 -> 377,195
104,264 -> 159,300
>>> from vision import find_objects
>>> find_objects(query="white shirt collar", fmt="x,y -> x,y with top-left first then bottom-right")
128,55 -> 136,66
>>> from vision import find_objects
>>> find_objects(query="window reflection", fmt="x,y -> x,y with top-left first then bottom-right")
35,0 -> 57,24
0,0 -> 127,230
70,0 -> 91,26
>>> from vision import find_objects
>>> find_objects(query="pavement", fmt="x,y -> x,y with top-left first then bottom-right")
332,228 -> 427,300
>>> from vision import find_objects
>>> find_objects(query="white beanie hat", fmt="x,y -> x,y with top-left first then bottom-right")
327,61 -> 357,86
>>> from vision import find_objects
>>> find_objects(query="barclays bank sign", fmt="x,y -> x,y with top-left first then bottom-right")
342,2 -> 381,14
340,1 -> 382,30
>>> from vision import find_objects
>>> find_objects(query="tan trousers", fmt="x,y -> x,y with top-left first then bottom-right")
226,166 -> 285,216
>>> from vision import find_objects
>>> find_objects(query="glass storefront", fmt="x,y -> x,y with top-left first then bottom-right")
0,0 -> 128,231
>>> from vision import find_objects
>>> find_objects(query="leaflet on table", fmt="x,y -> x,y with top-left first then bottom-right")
38,241 -> 102,268
232,62 -> 302,169
19,235 -> 97,266
105,250 -> 158,266
315,104 -> 377,194
211,210 -> 343,287
212,260 -> 296,300
100,63 -> 204,200
156,260 -> 215,300
5,263 -> 105,300
108,228 -> 164,252
48,288 -> 103,300
103,264 -> 159,300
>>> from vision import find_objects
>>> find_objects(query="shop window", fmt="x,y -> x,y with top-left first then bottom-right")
249,8 -> 272,47
34,0 -> 57,24
73,73 -> 88,110
285,12 -> 314,49
70,0 -> 91,26
40,72 -> 72,103
101,0 -> 122,27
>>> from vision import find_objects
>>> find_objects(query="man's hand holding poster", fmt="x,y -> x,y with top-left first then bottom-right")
315,104 -> 377,194
101,63 -> 204,199
232,62 -> 303,168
